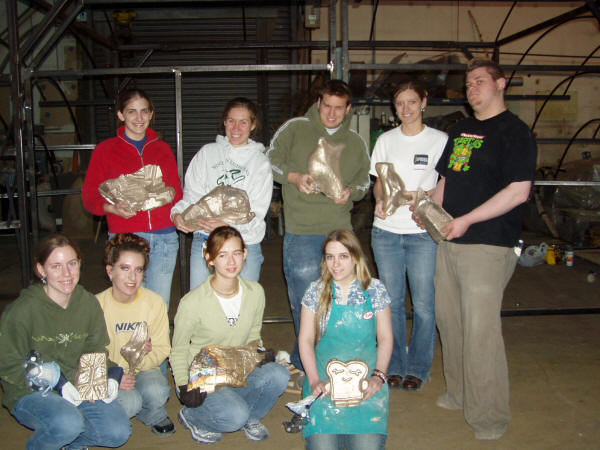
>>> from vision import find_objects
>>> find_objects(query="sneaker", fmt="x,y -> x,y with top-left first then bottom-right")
151,417 -> 175,437
435,393 -> 462,411
282,412 -> 304,433
243,420 -> 270,441
178,409 -> 222,444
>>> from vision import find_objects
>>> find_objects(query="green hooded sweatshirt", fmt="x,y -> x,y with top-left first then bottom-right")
0,284 -> 111,412
267,102 -> 370,235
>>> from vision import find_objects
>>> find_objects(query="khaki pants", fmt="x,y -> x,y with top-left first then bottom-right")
435,241 -> 518,434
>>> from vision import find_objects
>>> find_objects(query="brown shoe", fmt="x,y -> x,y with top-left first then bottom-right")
387,374 -> 403,389
402,375 -> 423,391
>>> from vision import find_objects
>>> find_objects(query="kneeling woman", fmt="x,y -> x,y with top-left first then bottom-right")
97,233 -> 174,437
298,229 -> 393,450
0,234 -> 131,450
170,226 -> 289,444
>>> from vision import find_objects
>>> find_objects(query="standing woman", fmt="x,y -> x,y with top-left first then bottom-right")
82,88 -> 183,307
298,229 -> 393,450
170,226 -> 289,445
97,233 -> 174,437
170,97 -> 272,290
0,234 -> 131,450
370,80 -> 448,391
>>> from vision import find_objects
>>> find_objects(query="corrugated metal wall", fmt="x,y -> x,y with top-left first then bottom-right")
92,6 -> 292,167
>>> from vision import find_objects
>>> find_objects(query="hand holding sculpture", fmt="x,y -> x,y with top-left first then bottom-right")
413,188 -> 453,243
307,137 -> 346,201
99,165 -> 175,212
181,186 -> 255,231
120,321 -> 149,374
375,162 -> 413,216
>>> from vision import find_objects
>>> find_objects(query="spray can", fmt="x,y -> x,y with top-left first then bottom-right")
565,247 -> 574,267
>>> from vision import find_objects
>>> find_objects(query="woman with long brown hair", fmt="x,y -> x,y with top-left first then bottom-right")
298,229 -> 393,449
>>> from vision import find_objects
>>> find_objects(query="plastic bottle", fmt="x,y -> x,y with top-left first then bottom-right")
565,247 -> 574,267
545,245 -> 556,265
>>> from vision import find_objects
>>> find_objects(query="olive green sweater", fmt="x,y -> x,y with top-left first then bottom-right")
267,103 -> 370,234
0,284 -> 111,412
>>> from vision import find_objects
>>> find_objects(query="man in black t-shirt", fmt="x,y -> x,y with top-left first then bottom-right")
428,59 -> 537,440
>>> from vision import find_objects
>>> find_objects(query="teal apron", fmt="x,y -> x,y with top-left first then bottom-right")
302,286 -> 389,438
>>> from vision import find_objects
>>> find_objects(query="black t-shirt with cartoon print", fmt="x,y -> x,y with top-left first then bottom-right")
436,109 -> 537,247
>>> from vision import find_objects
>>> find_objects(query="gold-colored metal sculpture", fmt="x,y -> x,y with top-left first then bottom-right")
181,186 -> 255,230
413,188 -> 453,243
187,340 -> 265,393
325,359 -> 369,407
120,321 -> 148,374
99,164 -> 176,212
375,162 -> 413,216
74,353 -> 108,401
307,137 -> 346,200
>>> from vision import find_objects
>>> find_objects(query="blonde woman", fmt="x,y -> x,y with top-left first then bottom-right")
298,229 -> 393,449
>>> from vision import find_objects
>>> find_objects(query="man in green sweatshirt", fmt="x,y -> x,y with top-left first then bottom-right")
267,80 -> 370,370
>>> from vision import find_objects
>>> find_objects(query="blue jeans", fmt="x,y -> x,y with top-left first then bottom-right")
306,433 -> 387,450
12,391 -> 131,450
134,230 -> 179,308
180,362 -> 289,433
116,368 -> 171,426
371,227 -> 437,380
283,233 -> 327,370
190,233 -> 264,290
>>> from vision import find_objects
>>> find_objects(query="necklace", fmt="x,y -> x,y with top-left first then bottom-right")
211,279 -> 239,297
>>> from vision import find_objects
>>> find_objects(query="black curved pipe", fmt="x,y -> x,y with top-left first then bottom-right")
506,15 -> 593,90
553,118 -> 600,179
494,1 -> 518,44
34,133 -> 59,188
531,71 -> 599,132
563,43 -> 600,93
369,0 -> 380,42
33,77 -> 82,144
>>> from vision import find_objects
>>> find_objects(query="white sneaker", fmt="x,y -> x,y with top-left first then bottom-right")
243,420 -> 270,441
178,409 -> 222,444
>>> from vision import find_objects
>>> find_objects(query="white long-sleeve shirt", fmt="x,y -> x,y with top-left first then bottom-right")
171,135 -> 273,245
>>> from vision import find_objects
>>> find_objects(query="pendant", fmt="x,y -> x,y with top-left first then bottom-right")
227,317 -> 238,327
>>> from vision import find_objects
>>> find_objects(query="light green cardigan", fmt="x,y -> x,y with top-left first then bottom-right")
169,276 -> 265,388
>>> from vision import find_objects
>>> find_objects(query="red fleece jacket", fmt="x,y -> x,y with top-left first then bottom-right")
82,126 -> 183,233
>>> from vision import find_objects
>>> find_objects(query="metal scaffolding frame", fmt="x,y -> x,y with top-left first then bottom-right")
4,0 -> 600,302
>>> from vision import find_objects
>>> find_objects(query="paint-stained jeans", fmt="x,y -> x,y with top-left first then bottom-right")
283,233 -> 327,370
306,433 -> 387,450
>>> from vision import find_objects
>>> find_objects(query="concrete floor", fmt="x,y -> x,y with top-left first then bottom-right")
0,225 -> 599,449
